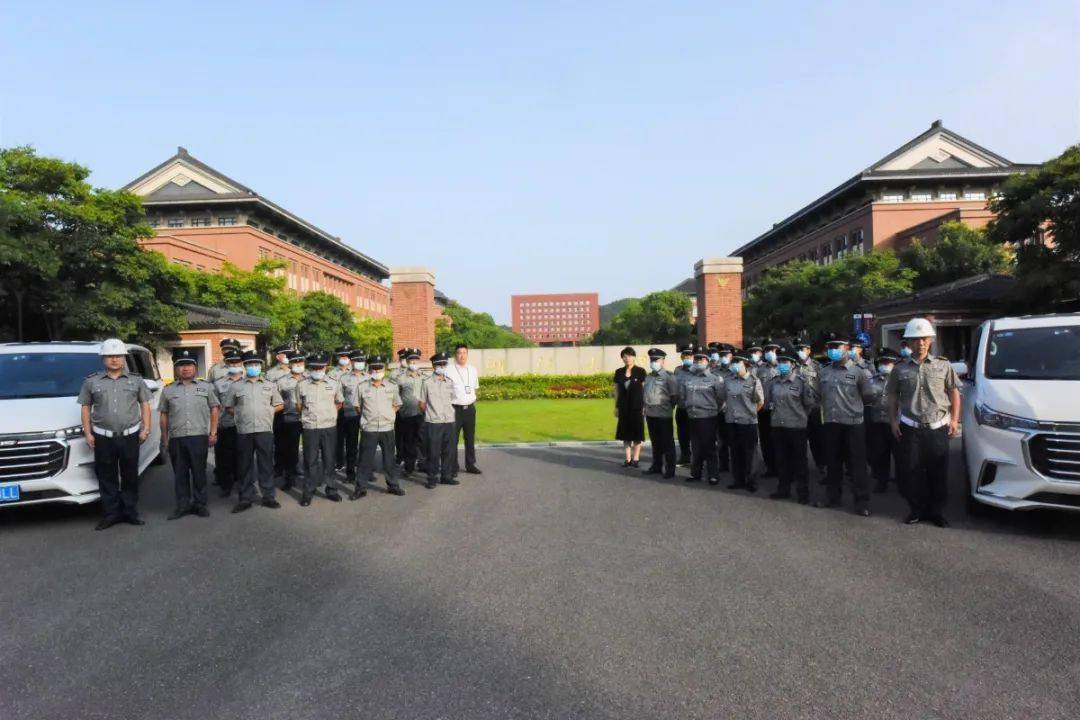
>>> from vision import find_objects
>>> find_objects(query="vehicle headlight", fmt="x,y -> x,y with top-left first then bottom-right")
55,425 -> 84,439
973,403 -> 1039,431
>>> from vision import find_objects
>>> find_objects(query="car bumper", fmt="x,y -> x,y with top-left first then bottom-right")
0,438 -> 100,509
966,424 -> 1080,512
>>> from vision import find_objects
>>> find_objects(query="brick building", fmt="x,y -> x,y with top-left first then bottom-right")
733,121 -> 1039,295
512,293 -> 599,346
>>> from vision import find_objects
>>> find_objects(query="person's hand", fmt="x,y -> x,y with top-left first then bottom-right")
891,421 -> 902,441
84,432 -> 95,450
208,432 -> 217,447
160,432 -> 169,449
948,418 -> 960,438
613,408 -> 619,418
139,428 -> 150,443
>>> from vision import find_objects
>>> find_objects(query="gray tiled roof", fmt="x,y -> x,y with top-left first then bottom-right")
864,274 -> 1016,314
178,302 -> 271,331
671,277 -> 696,294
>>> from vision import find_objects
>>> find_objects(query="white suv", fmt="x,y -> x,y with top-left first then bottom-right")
961,314 -> 1080,513
0,342 -> 164,509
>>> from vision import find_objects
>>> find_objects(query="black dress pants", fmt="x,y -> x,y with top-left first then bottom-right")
397,414 -> 423,472
425,422 -> 456,483
279,420 -> 302,480
236,432 -> 275,503
645,415 -> 676,475
897,424 -> 950,517
302,426 -> 338,494
689,416 -> 718,480
675,407 -> 691,463
866,421 -> 896,488
334,409 -> 347,468
93,432 -> 141,521
272,413 -> 285,475
772,427 -> 809,500
214,426 -> 237,493
169,435 -> 209,510
341,414 -> 361,480
757,409 -> 776,475
823,422 -> 869,508
452,404 -> 477,474
716,415 -> 731,472
807,409 -> 826,470
360,429 -> 400,488
729,423 -> 759,488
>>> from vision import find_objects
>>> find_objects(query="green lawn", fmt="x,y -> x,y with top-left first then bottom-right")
475,398 -> 623,443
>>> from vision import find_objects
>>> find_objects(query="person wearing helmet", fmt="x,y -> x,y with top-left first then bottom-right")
212,349 -> 245,497
160,349 -> 220,520
866,347 -> 902,494
339,349 -> 369,485
223,350 -> 284,513
723,350 -> 765,492
296,352 -> 345,506
680,346 -> 724,483
886,317 -> 961,527
207,337 -> 242,383
274,349 -> 306,491
816,335 -> 875,516
765,345 -> 820,503
78,338 -> 152,531
673,343 -> 696,466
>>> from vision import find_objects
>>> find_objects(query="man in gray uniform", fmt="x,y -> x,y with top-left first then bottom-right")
212,349 -> 244,496
224,350 -> 284,513
160,349 -> 220,520
339,349 -> 367,485
724,350 -> 765,492
275,349 -> 305,491
78,338 -> 152,531
681,346 -> 725,484
296,351 -> 344,506
355,355 -> 404,498
395,348 -> 427,477
766,345 -> 819,504
794,336 -> 827,476
756,338 -> 781,478
329,345 -> 352,469
887,318 -> 961,527
266,344 -> 292,479
207,337 -> 242,383
643,347 -> 680,479
849,338 -> 871,371
673,344 -> 695,466
419,352 -> 458,489
817,336 -> 875,516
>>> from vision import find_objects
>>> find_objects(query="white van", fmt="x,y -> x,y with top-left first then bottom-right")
961,314 -> 1080,513
0,342 -> 164,509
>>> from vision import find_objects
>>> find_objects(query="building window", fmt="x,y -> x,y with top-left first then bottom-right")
167,218 -> 184,228
852,228 -> 865,255
963,190 -> 986,201
939,191 -> 957,201
882,193 -> 904,203
910,192 -> 931,202
219,215 -> 237,226
191,217 -> 211,227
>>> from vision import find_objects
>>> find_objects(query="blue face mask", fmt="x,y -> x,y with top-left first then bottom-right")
309,370 -> 325,381
764,350 -> 777,364
709,352 -> 720,362
848,349 -> 859,360
827,348 -> 843,362
777,361 -> 792,376
731,361 -> 743,375
245,365 -> 261,378
227,365 -> 243,376
900,347 -> 912,358
694,362 -> 708,372
750,352 -> 762,363
682,358 -> 693,368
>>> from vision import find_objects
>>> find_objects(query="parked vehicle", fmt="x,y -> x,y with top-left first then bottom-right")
0,342 -> 164,509
961,314 -> 1080,513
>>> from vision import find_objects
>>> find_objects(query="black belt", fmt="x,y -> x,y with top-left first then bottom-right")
452,404 -> 475,409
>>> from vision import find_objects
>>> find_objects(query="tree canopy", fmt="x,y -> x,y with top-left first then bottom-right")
0,146 -> 186,346
591,290 -> 694,345
436,301 -> 533,351
897,221 -> 1013,290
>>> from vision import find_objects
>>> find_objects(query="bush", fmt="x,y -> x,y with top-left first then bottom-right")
477,373 -> 613,401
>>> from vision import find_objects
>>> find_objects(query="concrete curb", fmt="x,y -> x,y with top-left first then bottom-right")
476,440 -> 622,449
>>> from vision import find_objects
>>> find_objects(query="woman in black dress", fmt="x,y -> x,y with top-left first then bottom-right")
614,346 -> 647,467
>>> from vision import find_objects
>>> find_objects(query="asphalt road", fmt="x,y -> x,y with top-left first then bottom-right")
2,443 -> 1079,719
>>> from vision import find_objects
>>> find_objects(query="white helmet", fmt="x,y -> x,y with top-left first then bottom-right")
99,338 -> 128,356
903,318 -> 936,339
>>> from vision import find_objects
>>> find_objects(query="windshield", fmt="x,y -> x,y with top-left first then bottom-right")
0,353 -> 106,399
986,326 -> 1080,380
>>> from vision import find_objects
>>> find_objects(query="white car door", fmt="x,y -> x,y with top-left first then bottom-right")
128,349 -> 163,470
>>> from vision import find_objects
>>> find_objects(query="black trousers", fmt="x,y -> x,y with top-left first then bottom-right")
360,429 -> 399,488
425,422 -> 456,483
645,415 -> 676,474
716,415 -> 731,472
93,432 -> 141,521
452,404 -> 477,473
772,427 -> 809,500
757,409 -> 776,475
302,426 -> 339,494
823,423 -> 869,507
688,416 -> 718,480
236,431 -> 275,503
729,423 -> 759,487
341,414 -> 362,480
397,414 -> 423,472
169,435 -> 209,510
897,424 -> 950,517
279,420 -> 302,480
395,413 -> 407,464
272,413 -> 286,475
675,407 -> 691,463
334,409 -> 347,468
214,426 -> 237,493
807,409 -> 826,470
866,421 -> 897,486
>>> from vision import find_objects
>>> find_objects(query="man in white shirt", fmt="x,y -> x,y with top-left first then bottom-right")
447,343 -> 482,476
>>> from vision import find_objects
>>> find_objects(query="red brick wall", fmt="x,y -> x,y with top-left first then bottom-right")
391,281 -> 436,360
696,269 -> 743,347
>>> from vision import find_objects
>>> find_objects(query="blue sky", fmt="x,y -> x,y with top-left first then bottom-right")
2,1 -> 1078,323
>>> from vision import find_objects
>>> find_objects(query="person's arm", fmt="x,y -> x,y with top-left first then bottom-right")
208,406 -> 219,445
80,405 -> 95,449
803,376 -> 819,409
945,364 -> 961,437
392,384 -> 402,413
418,380 -> 428,414
884,370 -> 901,440
139,401 -> 151,442
271,384 -> 284,414
159,400 -> 169,448
753,377 -> 765,412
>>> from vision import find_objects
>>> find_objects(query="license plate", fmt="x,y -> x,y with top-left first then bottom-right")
0,483 -> 20,503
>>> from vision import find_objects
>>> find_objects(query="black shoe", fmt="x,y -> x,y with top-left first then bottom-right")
761,471 -> 776,479
402,469 -> 413,478
465,466 -> 482,475
815,500 -> 840,509
927,514 -> 949,528
166,507 -> 189,521
855,507 -> 872,517
747,482 -> 758,493
797,497 -> 810,505
261,498 -> 281,509
323,489 -> 342,502
425,481 -> 437,489
387,485 -> 406,496
727,481 -> 746,490
123,516 -> 146,526
903,512 -> 921,525
686,476 -> 701,483
94,517 -> 120,531
232,502 -> 253,514
677,457 -> 690,466
643,466 -> 662,475
192,506 -> 210,518
622,460 -> 632,467
873,482 -> 889,494
281,480 -> 294,492
440,478 -> 460,485
662,471 -> 675,479
299,494 -> 312,507
708,477 -> 719,486
348,487 -> 367,501
218,488 -> 232,498
769,491 -> 790,500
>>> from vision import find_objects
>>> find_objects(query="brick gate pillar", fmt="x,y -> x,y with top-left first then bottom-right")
694,257 -> 743,347
390,267 -> 436,361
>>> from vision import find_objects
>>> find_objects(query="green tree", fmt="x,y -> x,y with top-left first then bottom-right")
295,291 -> 359,352
436,301 -> 533,351
988,144 -> 1080,311
898,221 -> 1012,290
745,251 -> 915,341
0,146 -> 186,346
353,316 -> 392,357
591,290 -> 693,345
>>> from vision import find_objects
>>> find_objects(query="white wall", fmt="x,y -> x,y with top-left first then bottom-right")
468,344 -> 680,376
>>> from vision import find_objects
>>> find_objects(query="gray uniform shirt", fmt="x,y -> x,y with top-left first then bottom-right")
264,364 -> 290,383
339,372 -> 367,417
224,378 -> 283,434
797,359 -> 822,406
767,373 -> 819,429
161,379 -> 219,437
724,374 -> 764,425
396,370 -> 427,418
327,365 -> 349,382
78,370 -> 151,433
885,355 -> 958,425
207,361 -> 230,384
420,374 -> 456,424
673,365 -> 694,406
819,361 -> 873,425
680,369 -> 725,419
359,380 -> 402,432
213,377 -> 242,429
297,378 -> 343,430
644,368 -> 680,418
867,372 -> 892,424
276,374 -> 303,423
755,362 -> 779,386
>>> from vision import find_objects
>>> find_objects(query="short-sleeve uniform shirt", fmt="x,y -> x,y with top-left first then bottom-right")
359,381 -> 401,432
213,377 -> 242,429
296,378 -> 343,430
420,374 -> 455,424
161,379 -> 219,437
885,355 -> 959,425
224,378 -> 283,434
77,370 -> 151,433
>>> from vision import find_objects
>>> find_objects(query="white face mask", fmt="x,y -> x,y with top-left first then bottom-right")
649,361 -> 662,372
227,365 -> 243,376
750,352 -> 762,363
291,364 -> 305,374
309,370 -> 325,381
276,355 -> 289,366
338,357 -> 350,367
371,370 -> 385,381
878,363 -> 894,375
797,349 -> 809,361
434,366 -> 447,375
407,363 -> 418,372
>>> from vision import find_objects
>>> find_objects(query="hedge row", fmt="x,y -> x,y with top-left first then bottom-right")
477,373 -> 613,401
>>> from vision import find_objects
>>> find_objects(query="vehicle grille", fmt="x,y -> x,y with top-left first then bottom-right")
0,437 -> 68,481
1029,433 -> 1080,481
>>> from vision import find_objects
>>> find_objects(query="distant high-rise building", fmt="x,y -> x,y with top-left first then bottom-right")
512,293 -> 600,346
